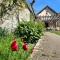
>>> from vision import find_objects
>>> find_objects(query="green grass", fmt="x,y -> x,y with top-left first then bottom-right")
51,31 -> 60,35
0,34 -> 34,60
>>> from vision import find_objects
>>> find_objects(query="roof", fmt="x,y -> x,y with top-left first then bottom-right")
37,5 -> 57,15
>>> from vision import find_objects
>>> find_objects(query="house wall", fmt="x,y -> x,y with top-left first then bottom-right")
38,8 -> 55,16
37,6 -> 60,30
55,20 -> 60,30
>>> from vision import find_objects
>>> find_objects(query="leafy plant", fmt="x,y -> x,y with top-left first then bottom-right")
0,27 -> 8,38
14,21 -> 44,43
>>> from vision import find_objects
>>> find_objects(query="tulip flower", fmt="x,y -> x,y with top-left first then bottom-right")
11,38 -> 18,51
23,41 -> 28,51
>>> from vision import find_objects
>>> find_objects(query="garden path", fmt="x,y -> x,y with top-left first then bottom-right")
31,32 -> 60,60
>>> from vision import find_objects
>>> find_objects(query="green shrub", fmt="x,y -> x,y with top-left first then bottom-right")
14,21 -> 44,43
0,27 -> 8,38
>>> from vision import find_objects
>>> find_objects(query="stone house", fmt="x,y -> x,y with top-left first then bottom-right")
37,6 -> 60,30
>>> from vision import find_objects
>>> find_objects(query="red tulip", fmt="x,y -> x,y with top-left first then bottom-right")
11,38 -> 18,51
23,41 -> 28,51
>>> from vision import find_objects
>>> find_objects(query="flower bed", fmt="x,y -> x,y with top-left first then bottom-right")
0,21 -> 44,60
0,34 -> 34,60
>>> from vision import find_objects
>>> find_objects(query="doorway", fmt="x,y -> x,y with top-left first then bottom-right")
44,21 -> 49,28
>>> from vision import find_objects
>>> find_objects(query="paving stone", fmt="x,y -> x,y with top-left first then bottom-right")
31,32 -> 60,60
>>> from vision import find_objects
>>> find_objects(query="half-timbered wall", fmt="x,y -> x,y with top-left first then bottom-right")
38,8 -> 55,16
37,6 -> 60,30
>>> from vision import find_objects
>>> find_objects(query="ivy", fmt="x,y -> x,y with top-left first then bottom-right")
0,0 -> 26,18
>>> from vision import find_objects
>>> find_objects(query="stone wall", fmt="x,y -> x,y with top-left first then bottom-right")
0,7 -> 30,31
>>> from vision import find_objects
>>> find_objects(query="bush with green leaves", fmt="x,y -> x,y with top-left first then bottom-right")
0,27 -> 8,38
14,21 -> 44,43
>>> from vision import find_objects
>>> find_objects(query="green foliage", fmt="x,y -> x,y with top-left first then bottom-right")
0,34 -> 33,60
0,0 -> 26,18
51,31 -> 60,35
0,27 -> 8,38
14,21 -> 44,43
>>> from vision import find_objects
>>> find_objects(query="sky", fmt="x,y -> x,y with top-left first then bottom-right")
26,0 -> 60,14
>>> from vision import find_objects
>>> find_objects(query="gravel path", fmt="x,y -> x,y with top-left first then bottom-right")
31,32 -> 60,60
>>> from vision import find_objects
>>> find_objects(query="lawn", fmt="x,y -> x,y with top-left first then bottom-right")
51,31 -> 60,35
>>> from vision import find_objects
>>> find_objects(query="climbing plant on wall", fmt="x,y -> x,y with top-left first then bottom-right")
0,0 -> 26,18
0,0 -> 36,23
